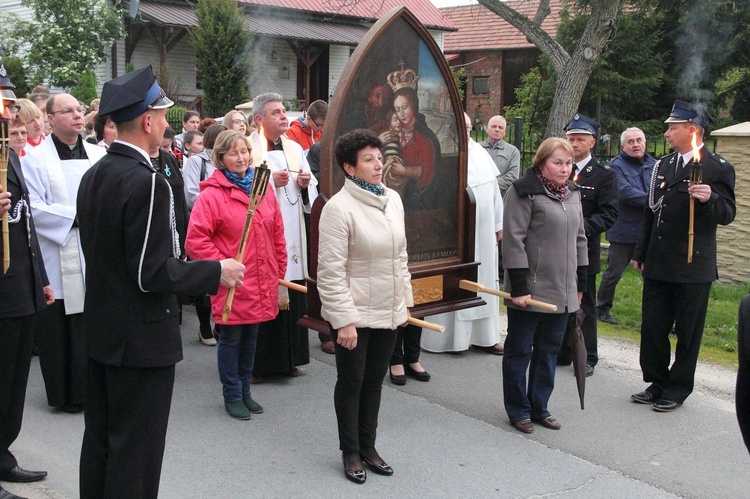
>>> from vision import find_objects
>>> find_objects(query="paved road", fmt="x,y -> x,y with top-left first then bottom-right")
5,309 -> 749,498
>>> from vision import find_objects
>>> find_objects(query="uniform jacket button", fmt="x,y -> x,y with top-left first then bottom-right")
166,308 -> 171,314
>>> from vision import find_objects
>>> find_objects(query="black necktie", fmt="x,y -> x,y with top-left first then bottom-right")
676,156 -> 684,172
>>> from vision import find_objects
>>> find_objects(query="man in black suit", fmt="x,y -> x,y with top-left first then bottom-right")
0,65 -> 55,499
557,114 -> 618,377
76,67 -> 245,498
632,101 -> 735,412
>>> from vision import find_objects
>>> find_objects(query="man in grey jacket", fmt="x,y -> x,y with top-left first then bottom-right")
481,115 -> 520,284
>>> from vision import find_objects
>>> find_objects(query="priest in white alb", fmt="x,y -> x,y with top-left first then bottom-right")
22,93 -> 106,412
422,113 -> 504,354
248,92 -> 318,379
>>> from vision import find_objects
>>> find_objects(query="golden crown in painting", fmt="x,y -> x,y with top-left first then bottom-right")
387,61 -> 419,92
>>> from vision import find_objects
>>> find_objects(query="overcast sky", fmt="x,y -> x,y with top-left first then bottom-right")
430,0 -> 477,8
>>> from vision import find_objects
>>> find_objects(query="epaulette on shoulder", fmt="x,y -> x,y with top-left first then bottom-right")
708,151 -> 729,165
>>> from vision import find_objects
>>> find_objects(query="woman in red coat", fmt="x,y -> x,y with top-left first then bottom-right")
186,130 -> 286,420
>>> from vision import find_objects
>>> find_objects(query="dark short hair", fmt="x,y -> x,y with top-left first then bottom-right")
94,113 -> 113,141
163,128 -> 175,139
184,130 -> 203,144
183,110 -> 200,123
203,123 -> 227,150
334,129 -> 383,171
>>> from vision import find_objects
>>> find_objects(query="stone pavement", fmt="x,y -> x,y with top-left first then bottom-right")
4,309 -> 749,498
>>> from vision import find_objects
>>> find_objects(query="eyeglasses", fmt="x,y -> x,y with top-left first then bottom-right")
310,116 -> 324,129
232,118 -> 248,125
3,103 -> 21,113
49,106 -> 86,115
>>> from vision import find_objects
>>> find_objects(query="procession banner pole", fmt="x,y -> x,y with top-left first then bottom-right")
0,116 -> 10,274
459,279 -> 558,312
221,152 -> 272,322
278,279 -> 446,332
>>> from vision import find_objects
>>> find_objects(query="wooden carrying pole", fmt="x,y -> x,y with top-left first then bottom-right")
688,198 -> 695,263
459,279 -> 558,312
278,279 -> 445,332
221,163 -> 271,322
1,120 -> 10,274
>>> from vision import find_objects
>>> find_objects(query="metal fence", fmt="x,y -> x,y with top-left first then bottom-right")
471,117 -> 717,174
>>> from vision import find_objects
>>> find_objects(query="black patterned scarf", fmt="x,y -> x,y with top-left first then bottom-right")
536,172 -> 568,201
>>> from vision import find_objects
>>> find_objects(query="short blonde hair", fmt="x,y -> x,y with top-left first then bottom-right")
532,137 -> 574,171
212,130 -> 252,170
16,98 -> 43,124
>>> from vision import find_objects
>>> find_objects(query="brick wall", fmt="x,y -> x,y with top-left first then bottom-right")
463,50 -> 504,126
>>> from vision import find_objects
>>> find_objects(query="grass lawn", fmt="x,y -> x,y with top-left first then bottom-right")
596,264 -> 749,370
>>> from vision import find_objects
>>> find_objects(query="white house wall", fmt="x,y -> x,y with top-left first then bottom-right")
328,44 -> 351,99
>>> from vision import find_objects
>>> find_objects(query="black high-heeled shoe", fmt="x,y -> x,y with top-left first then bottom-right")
389,366 -> 406,385
360,454 -> 394,476
342,453 -> 366,484
404,363 -> 431,382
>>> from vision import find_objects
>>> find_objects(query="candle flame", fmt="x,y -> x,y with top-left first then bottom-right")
258,124 -> 267,162
691,131 -> 700,163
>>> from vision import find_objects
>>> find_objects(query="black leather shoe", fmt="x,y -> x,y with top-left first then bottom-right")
389,367 -> 406,386
631,391 -> 658,404
0,466 -> 47,483
476,343 -> 504,355
0,484 -> 25,499
342,453 -> 366,484
653,398 -> 681,412
60,404 -> 84,413
597,309 -> 618,324
404,364 -> 431,382
360,455 -> 394,476
585,364 -> 595,377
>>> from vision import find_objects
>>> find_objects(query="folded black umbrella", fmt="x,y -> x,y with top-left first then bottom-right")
566,309 -> 587,409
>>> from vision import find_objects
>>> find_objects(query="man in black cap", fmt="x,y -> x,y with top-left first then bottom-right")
631,101 -> 735,412
76,66 -> 245,498
557,114 -> 618,377
0,63 -> 54,499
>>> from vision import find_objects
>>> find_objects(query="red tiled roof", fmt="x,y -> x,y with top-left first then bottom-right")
440,1 -> 563,52
239,0 -> 455,30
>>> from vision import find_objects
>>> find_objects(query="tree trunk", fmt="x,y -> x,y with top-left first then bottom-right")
478,0 -> 622,137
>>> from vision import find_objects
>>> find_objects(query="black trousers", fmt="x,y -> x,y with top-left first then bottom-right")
332,327 -> 397,454
390,324 -> 422,366
597,242 -> 636,311
558,275 -> 598,366
640,278 -> 711,403
35,300 -> 86,407
737,294 -> 750,455
79,359 -> 175,499
0,315 -> 36,472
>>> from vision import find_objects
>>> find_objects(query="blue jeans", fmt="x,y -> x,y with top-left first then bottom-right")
216,324 -> 259,402
503,308 -> 568,423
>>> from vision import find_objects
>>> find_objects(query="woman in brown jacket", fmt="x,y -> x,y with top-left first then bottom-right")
501,137 -> 588,434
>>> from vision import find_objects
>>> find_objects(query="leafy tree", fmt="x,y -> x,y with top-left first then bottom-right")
10,0 -> 123,89
1,56 -> 32,98
71,70 -> 99,104
477,0 -> 622,137
555,2 -> 667,135
189,0 -> 251,113
451,66 -> 467,101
